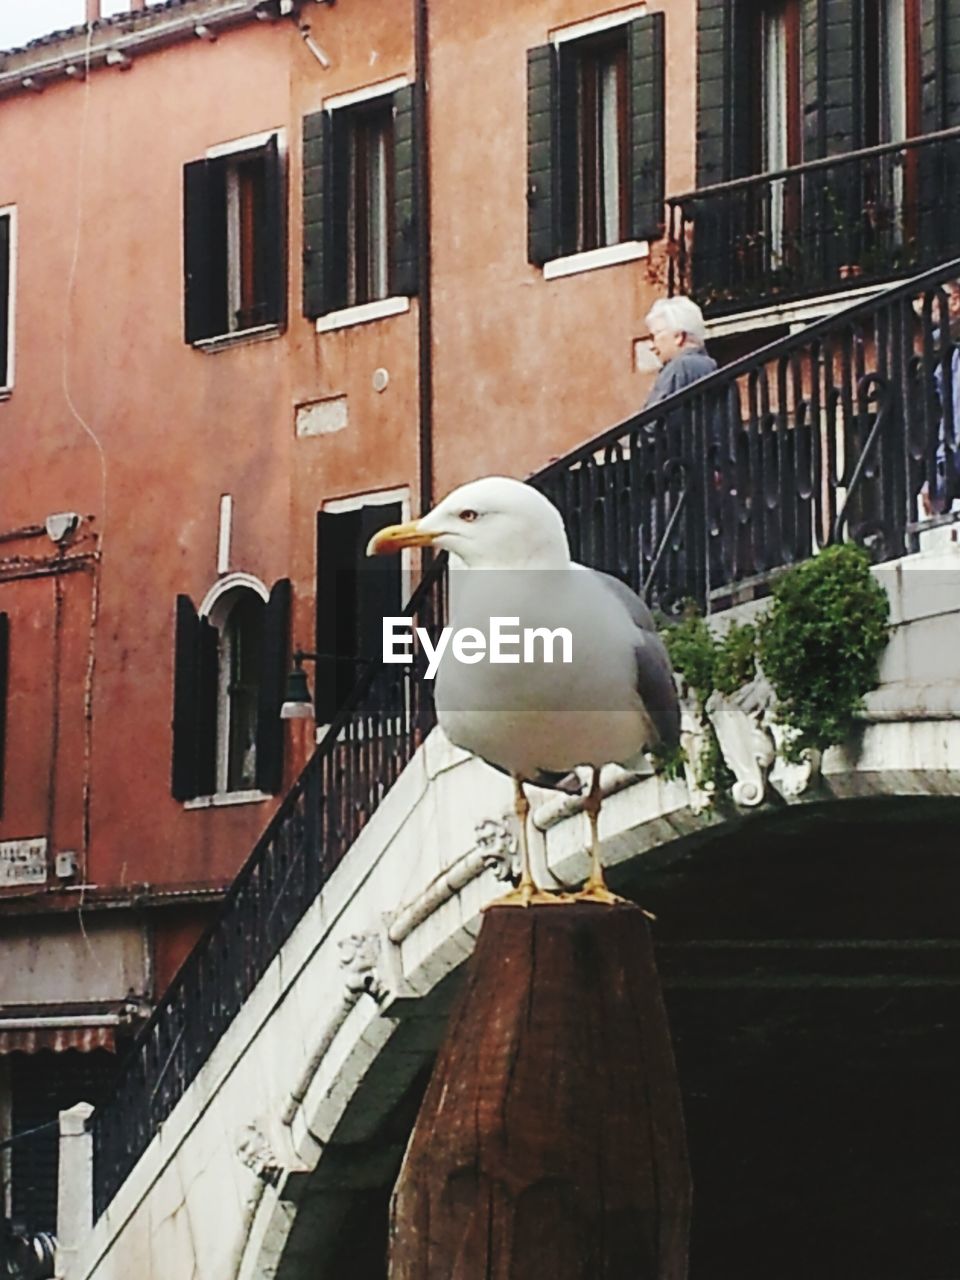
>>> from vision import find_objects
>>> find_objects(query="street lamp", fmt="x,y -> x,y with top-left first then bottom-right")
280,650 -> 317,720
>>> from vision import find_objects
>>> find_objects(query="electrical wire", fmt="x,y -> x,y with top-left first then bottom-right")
58,22 -> 107,960
0,1120 -> 60,1154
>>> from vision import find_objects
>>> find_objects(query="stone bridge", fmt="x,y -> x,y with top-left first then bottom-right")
61,542 -> 960,1279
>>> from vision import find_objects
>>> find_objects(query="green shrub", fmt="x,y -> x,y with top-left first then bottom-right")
756,544 -> 890,760
658,545 -> 890,780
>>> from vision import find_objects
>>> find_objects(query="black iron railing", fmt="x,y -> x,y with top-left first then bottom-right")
539,257 -> 960,611
91,258 -> 960,1218
668,127 -> 960,316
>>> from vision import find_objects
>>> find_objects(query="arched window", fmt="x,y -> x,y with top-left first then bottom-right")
171,577 -> 290,802
215,588 -> 265,793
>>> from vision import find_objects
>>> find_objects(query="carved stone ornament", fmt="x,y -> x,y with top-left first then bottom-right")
236,1122 -> 282,1185
473,816 -> 520,882
677,680 -> 715,815
702,670 -> 818,808
705,686 -> 776,807
338,931 -> 387,1003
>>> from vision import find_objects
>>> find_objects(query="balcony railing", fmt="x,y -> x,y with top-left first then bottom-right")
91,257 -> 960,1219
668,127 -> 960,316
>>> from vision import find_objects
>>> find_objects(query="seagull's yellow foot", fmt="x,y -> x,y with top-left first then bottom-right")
573,874 -> 632,906
486,881 -> 578,909
573,874 -> 656,916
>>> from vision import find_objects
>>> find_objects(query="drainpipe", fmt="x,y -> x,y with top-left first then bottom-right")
414,0 -> 433,513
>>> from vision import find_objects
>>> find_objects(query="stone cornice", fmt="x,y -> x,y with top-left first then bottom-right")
0,0 -> 298,99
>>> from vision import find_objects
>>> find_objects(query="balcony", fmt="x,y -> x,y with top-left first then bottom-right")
668,128 -> 960,317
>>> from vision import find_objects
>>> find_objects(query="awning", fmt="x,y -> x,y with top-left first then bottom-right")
0,1019 -> 117,1054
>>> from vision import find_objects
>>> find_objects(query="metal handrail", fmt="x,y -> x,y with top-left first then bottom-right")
536,257 -> 960,481
667,124 -> 960,204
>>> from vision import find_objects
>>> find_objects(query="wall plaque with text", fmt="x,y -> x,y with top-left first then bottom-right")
0,837 -> 48,887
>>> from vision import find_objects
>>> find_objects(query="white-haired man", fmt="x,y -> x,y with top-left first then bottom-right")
643,296 -> 717,406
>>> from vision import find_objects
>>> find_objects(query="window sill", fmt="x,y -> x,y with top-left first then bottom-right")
192,323 -> 282,354
542,240 -> 649,281
183,789 -> 271,810
0,387 -> 11,401
315,295 -> 410,333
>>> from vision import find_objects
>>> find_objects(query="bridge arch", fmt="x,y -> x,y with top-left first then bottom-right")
72,550 -> 960,1280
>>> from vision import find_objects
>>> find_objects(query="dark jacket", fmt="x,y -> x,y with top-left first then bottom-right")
643,347 -> 717,408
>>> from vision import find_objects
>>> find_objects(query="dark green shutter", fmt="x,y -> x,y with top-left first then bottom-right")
0,214 -> 9,387
171,595 -> 218,800
802,0 -> 864,159
196,616 -> 218,798
629,12 -> 666,241
801,0 -> 822,152
392,84 -> 419,297
316,509 -> 361,723
921,0 -> 945,130
696,0 -> 754,187
802,0 -> 864,273
261,133 -> 286,329
527,44 -> 557,265
315,507 -> 401,722
172,596 -> 201,800
358,503 -> 402,662
555,44 -> 580,256
695,0 -> 754,292
0,612 -> 8,818
696,0 -> 729,187
302,110 -> 328,319
183,158 -> 227,343
255,578 -> 291,795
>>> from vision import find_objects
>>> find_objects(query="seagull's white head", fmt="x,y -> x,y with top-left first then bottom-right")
366,476 -> 571,569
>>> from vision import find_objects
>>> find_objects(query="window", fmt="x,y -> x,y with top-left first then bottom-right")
863,0 -> 922,148
526,13 -> 665,266
345,100 -> 393,306
171,578 -> 290,802
315,503 -> 403,723
220,592 -> 264,792
302,82 -> 419,320
8,1049 -> 118,1236
0,208 -> 14,392
183,133 -> 285,344
759,0 -> 801,174
572,34 -> 629,252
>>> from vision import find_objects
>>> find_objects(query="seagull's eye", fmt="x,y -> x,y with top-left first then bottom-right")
459,509 -> 479,522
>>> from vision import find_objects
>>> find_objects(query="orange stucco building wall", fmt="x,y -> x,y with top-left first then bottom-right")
0,0 -> 696,999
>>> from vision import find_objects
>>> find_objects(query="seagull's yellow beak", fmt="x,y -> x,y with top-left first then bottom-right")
365,520 -> 438,556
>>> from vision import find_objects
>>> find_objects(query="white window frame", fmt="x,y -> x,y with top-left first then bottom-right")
549,5 -> 647,45
193,572 -> 271,802
1,204 -> 17,396
201,128 -> 287,341
761,6 -> 789,263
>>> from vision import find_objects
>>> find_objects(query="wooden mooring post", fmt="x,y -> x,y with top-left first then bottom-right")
389,902 -> 691,1279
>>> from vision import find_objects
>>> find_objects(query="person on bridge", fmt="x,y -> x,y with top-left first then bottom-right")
643,296 -> 717,407
641,295 -> 725,593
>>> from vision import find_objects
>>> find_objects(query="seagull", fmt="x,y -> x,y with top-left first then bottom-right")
367,476 -> 680,906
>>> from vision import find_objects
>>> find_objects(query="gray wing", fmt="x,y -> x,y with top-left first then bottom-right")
589,569 -> 681,749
